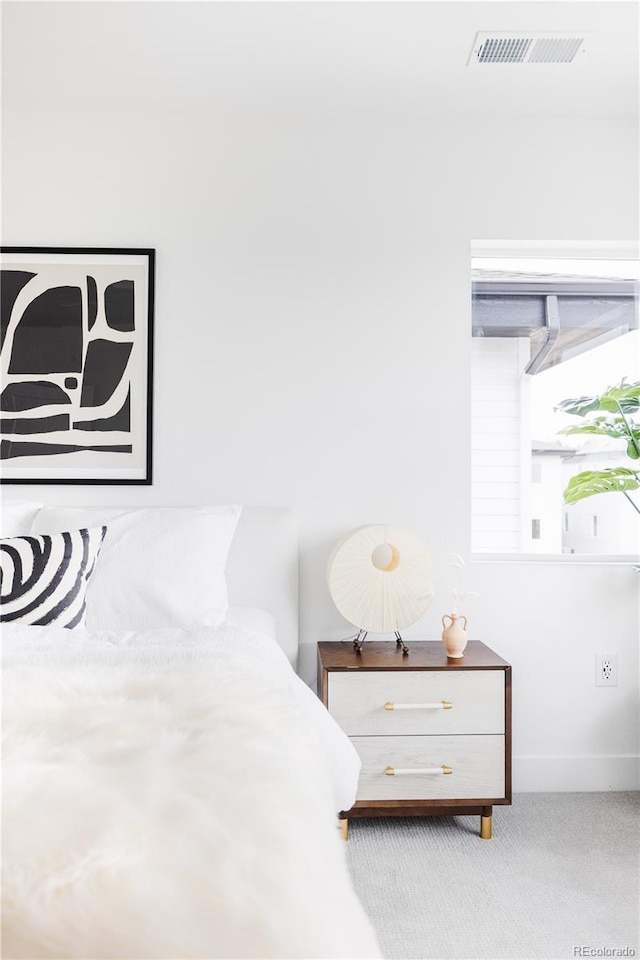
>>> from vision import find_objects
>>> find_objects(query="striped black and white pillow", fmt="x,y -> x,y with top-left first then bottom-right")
0,527 -> 106,629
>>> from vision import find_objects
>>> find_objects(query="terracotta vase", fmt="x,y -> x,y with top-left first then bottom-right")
441,614 -> 468,659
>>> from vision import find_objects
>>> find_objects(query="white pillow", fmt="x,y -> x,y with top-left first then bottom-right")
0,526 -> 106,628
225,606 -> 277,642
1,499 -> 43,537
32,506 -> 242,631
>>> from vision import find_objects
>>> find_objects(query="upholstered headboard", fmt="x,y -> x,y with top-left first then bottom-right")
225,507 -> 299,668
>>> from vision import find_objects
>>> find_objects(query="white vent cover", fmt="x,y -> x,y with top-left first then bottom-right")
468,32 -> 587,65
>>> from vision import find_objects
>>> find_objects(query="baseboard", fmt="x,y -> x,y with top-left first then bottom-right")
513,754 -> 640,792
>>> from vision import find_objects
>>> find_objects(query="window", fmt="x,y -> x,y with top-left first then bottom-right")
471,247 -> 640,557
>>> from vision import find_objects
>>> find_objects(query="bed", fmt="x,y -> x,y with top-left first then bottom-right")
1,502 -> 381,960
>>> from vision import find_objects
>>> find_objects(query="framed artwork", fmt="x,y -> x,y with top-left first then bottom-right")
0,247 -> 154,484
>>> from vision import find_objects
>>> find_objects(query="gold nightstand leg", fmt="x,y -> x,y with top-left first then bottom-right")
339,818 -> 349,841
480,806 -> 492,840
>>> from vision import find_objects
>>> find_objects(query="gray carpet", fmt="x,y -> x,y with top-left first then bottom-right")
346,792 -> 639,960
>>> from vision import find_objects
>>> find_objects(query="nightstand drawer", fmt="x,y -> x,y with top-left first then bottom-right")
352,735 -> 505,801
329,670 -> 504,736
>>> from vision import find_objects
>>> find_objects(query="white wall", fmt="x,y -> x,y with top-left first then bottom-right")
3,105 -> 638,791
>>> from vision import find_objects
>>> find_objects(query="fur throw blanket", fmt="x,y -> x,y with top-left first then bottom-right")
2,624 -> 380,959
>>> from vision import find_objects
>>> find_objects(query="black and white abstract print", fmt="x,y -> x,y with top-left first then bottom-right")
0,526 -> 106,628
0,248 -> 154,484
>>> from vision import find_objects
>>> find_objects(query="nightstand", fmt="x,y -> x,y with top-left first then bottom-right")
317,640 -> 511,839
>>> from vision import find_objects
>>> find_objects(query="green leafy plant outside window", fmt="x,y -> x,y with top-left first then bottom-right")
555,379 -> 640,517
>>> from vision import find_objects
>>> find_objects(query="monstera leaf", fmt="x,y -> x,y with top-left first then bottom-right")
556,380 -> 640,513
560,417 -> 640,458
556,379 -> 640,476
563,468 -> 640,505
555,380 -> 640,418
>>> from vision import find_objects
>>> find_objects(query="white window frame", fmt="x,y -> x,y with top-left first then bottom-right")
471,240 -> 640,565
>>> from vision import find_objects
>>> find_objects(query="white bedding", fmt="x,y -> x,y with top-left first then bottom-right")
225,605 -> 277,642
2,622 -> 381,959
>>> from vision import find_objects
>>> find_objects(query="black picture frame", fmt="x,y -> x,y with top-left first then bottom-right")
0,246 -> 154,485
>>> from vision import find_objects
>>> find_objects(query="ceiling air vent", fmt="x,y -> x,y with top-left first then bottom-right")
468,32 -> 587,66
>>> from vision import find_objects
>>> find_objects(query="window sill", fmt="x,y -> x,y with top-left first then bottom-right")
472,553 -> 640,567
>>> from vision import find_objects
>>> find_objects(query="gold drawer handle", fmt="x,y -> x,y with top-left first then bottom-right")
384,700 -> 452,711
385,765 -> 453,776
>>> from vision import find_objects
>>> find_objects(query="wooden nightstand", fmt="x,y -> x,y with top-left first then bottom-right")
317,639 -> 512,839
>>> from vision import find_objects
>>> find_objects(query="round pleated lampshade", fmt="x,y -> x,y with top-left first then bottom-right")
327,524 -> 434,633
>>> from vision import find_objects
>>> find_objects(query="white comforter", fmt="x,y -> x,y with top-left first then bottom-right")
2,623 -> 381,959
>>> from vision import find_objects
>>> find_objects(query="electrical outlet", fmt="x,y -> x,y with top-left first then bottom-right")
596,654 -> 618,687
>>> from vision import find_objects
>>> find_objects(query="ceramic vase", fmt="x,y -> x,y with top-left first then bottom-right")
441,613 -> 468,658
